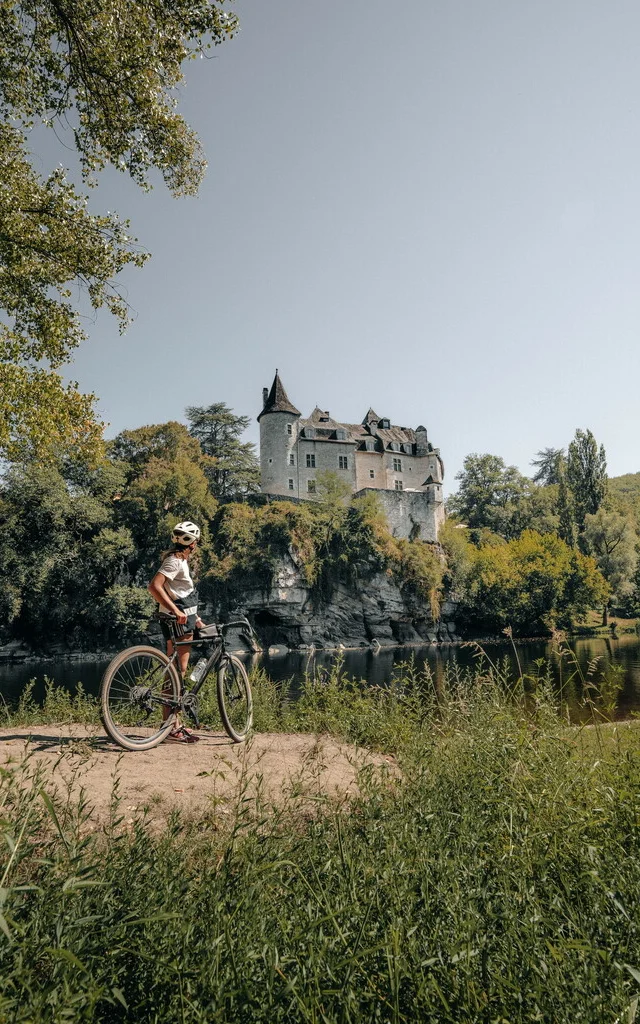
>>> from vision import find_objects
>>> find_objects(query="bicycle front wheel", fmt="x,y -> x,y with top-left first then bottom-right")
217,655 -> 253,742
101,646 -> 180,751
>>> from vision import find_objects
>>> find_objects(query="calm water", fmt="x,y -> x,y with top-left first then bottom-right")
1,635 -> 639,721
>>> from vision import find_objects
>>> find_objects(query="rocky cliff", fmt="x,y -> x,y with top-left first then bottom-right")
221,553 -> 460,649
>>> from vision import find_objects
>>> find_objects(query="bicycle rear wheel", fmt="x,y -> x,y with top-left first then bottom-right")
217,655 -> 253,742
101,646 -> 180,751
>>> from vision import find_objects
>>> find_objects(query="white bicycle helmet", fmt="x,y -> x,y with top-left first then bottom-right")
171,521 -> 201,546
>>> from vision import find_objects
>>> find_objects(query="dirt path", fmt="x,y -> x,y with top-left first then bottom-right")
0,725 -> 392,825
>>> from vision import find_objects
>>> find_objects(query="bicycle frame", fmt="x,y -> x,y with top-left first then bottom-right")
158,615 -> 253,711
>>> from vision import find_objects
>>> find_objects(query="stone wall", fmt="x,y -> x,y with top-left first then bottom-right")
357,488 -> 445,542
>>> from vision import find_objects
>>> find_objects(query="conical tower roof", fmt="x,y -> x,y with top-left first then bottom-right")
258,370 -> 301,421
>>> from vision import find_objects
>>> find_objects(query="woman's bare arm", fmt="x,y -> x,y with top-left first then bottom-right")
148,573 -> 187,625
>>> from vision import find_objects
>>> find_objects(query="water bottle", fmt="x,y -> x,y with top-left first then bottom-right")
190,657 -> 208,684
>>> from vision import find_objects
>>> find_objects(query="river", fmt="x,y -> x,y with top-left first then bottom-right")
1,634 -> 639,722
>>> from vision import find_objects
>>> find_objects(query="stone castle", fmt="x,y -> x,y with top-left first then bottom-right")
258,371 -> 445,542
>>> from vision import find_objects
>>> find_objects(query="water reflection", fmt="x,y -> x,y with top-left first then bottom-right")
1,635 -> 639,721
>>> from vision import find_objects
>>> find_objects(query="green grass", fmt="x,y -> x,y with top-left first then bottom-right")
1,658 -> 640,1021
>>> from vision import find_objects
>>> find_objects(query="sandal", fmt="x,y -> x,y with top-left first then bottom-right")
167,726 -> 201,743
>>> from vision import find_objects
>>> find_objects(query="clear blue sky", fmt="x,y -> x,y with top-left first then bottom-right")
43,0 -> 640,492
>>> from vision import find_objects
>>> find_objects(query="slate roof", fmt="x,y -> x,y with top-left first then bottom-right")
257,371 -> 301,421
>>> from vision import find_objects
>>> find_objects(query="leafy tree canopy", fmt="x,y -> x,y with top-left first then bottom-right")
463,530 -> 608,633
0,1 -> 238,463
583,508 -> 637,608
447,453 -> 556,540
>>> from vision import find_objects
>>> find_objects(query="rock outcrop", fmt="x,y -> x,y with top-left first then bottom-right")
220,554 -> 459,649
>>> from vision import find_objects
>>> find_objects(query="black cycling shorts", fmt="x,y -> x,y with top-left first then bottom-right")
159,590 -> 198,640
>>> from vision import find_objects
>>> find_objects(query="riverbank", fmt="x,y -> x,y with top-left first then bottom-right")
2,664 -> 639,1022
1,614 -> 638,665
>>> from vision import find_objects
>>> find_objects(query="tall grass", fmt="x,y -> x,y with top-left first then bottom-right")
1,659 -> 640,1021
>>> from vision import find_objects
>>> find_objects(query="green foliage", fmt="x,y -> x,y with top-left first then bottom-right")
462,530 -> 609,632
96,585 -> 155,644
205,490 -> 444,615
448,453 -> 554,539
0,1 -> 238,462
2,669 -> 640,1021
393,538 -> 443,613
110,421 -> 217,574
583,507 -> 638,609
567,428 -> 608,530
186,403 -> 260,498
531,446 -> 565,485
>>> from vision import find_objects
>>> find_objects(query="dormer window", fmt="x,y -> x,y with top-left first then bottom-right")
335,429 -> 347,441
365,440 -> 375,452
305,427 -> 315,439
403,443 -> 412,454
380,419 -> 390,429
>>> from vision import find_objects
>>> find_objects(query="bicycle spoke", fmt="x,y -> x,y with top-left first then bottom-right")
101,647 -> 179,750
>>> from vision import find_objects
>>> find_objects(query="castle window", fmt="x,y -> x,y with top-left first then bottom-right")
307,480 -> 316,494
395,480 -> 403,490
365,440 -> 375,452
287,423 -> 292,435
336,429 -> 347,441
369,469 -> 375,479
403,443 -> 412,454
289,454 -> 295,466
338,455 -> 348,470
306,454 -> 316,468
305,427 -> 315,439
393,458 -> 402,472
288,479 -> 294,490
380,419 -> 390,429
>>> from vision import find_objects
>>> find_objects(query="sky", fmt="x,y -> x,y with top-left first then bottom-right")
34,0 -> 640,493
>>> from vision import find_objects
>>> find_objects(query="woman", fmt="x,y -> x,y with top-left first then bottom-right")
148,520 -> 204,743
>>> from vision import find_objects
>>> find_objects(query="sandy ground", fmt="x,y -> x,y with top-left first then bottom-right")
0,725 -> 393,826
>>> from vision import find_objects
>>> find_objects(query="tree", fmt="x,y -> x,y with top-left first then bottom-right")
567,429 -> 607,531
0,2 -> 238,462
464,530 -> 608,633
110,421 -> 216,571
186,404 -> 260,498
448,454 -> 545,540
583,508 -> 637,624
0,461 -> 147,646
531,447 -> 565,486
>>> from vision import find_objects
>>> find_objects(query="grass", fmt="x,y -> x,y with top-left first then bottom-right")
1,657 -> 640,1021
577,610 -> 639,636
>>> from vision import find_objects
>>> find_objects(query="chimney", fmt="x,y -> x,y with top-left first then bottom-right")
262,387 -> 268,407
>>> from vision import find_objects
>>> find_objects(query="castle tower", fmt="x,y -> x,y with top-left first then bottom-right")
257,370 -> 301,495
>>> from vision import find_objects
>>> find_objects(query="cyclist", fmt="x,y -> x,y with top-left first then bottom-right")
148,520 -> 205,743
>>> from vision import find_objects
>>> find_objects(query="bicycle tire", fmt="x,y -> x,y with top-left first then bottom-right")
217,654 -> 253,742
101,645 -> 180,751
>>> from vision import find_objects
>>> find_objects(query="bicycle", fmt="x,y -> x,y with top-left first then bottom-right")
100,614 -> 254,751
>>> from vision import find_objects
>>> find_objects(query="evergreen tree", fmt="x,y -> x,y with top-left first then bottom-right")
531,447 -> 566,486
186,404 -> 260,498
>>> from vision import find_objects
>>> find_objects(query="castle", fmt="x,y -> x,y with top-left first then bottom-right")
258,371 -> 445,542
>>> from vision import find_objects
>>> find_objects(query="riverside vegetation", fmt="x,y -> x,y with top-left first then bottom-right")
0,413 -> 631,655
1,646 -> 640,1022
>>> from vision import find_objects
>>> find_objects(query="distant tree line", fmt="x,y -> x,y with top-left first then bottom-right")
1,413 -> 626,649
447,428 -> 639,627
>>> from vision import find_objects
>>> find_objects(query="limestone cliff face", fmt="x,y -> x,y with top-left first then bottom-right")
226,553 -> 459,648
